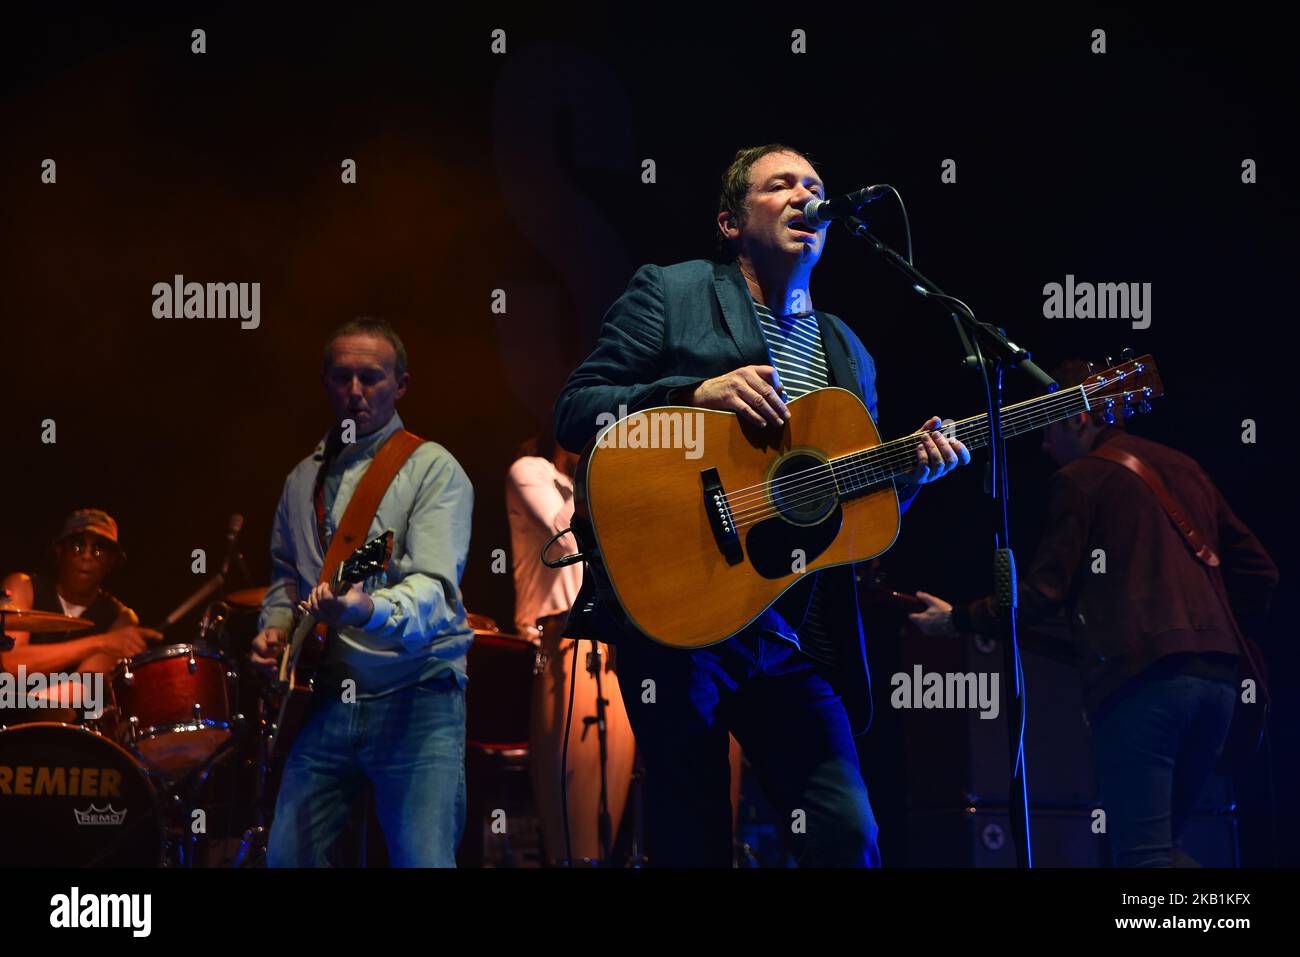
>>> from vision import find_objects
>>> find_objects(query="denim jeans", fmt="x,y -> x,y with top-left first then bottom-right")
615,631 -> 878,867
267,674 -> 466,867
1090,671 -> 1236,868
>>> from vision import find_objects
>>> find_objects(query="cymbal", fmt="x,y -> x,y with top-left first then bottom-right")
226,586 -> 268,609
0,606 -> 95,634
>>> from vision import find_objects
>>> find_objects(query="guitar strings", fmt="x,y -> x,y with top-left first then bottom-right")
723,373 -> 1143,511
723,387 -> 1109,527
724,382 -> 1145,529
723,394 -> 1084,522
719,386 -> 1090,516
716,379 -> 1143,528
717,383 -> 1098,511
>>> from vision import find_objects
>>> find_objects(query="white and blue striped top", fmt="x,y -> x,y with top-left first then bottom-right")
752,300 -> 837,665
753,302 -> 830,399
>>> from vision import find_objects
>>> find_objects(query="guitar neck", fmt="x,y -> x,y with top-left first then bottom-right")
831,385 -> 1092,495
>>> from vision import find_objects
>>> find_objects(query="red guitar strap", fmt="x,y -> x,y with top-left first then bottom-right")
319,429 -> 424,586
312,429 -> 424,644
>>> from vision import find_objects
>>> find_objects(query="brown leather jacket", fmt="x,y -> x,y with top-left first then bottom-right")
956,429 -> 1278,711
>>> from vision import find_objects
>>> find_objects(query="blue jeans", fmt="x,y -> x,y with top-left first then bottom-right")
615,631 -> 878,867
267,675 -> 466,867
1090,671 -> 1236,868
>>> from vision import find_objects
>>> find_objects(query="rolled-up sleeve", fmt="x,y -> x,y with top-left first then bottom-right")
360,449 -> 474,653
508,458 -> 575,545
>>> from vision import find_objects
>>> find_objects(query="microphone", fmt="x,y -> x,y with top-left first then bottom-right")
801,185 -> 891,228
218,513 -> 245,579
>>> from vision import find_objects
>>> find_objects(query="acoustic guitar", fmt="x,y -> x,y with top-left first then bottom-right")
573,356 -> 1162,649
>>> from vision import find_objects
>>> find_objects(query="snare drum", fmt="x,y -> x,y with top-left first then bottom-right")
0,722 -> 163,867
111,643 -> 236,775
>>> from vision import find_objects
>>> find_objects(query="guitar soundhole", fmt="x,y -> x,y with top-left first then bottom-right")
770,452 -> 837,526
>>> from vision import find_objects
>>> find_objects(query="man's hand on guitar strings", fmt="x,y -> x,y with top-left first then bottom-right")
303,580 -> 376,629
903,415 -> 970,485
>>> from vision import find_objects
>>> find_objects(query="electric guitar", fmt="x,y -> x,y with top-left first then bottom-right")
269,529 -> 393,758
572,355 -> 1162,649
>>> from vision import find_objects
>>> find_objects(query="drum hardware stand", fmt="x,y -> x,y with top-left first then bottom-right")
625,752 -> 648,868
0,608 -> 15,652
81,729 -> 242,868
156,725 -> 247,867
235,690 -> 279,867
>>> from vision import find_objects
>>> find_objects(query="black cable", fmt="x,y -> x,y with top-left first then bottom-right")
559,630 -> 579,866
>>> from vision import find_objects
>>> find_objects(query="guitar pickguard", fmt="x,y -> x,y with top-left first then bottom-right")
744,506 -> 843,579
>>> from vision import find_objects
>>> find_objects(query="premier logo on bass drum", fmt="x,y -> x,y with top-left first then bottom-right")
0,764 -> 124,797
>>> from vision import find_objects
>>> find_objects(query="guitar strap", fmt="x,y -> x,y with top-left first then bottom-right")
319,428 -> 424,586
1089,443 -> 1269,705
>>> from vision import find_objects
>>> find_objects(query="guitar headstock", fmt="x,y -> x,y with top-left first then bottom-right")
338,530 -> 394,587
1080,351 -> 1163,424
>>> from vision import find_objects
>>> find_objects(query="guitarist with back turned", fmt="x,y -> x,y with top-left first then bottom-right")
554,145 -> 970,866
910,358 -> 1279,867
249,318 -> 474,867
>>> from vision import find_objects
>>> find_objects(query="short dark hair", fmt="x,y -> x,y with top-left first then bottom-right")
322,317 -> 408,377
1052,358 -> 1125,430
716,143 -> 818,259
516,430 -> 557,462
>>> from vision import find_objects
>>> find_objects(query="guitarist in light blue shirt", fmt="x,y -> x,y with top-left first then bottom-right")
250,318 -> 474,867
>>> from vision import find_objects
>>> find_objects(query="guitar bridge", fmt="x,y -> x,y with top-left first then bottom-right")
701,467 -> 743,565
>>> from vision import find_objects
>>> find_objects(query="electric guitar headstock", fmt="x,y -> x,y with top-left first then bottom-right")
1079,350 -> 1163,425
331,529 -> 394,593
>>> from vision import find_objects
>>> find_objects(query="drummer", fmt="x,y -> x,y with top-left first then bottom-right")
1,508 -> 159,682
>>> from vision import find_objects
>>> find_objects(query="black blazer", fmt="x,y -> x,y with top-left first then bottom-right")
554,259 -> 915,735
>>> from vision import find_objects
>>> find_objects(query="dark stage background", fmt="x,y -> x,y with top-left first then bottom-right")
2,6 -> 1295,865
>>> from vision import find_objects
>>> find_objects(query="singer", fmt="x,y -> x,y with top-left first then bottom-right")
554,143 -> 970,866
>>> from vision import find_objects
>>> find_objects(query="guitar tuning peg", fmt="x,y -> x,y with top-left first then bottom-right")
1086,360 -> 1096,374
1138,399 -> 1153,414
1121,347 -> 1134,361
1103,355 -> 1114,368
1102,409 -> 1116,426
1122,403 -> 1136,419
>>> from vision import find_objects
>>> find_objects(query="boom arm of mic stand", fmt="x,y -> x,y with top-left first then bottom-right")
843,216 -> 1058,392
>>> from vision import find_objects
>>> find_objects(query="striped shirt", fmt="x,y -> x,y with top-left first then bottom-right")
753,302 -> 830,398
751,301 -> 836,665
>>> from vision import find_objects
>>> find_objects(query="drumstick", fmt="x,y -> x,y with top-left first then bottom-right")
155,574 -> 225,633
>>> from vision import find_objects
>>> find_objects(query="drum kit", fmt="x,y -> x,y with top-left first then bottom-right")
1,592 -> 743,867
0,605 -> 239,867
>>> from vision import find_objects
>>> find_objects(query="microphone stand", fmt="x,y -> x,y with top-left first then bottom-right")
581,640 -> 613,863
845,214 -> 1053,868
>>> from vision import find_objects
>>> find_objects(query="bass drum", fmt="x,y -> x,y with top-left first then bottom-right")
0,723 -> 163,867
